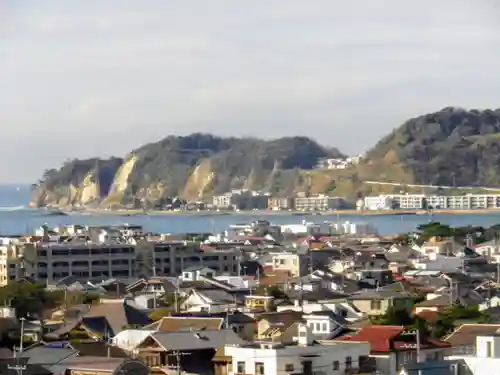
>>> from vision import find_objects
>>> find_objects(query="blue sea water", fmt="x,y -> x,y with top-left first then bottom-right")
2,184 -> 500,236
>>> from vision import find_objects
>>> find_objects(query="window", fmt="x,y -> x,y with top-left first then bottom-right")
255,362 -> 265,375
237,362 -> 246,374
315,322 -> 321,332
370,300 -> 382,310
333,361 -> 340,370
285,364 -> 294,372
322,322 -> 328,332
345,357 -> 352,370
487,341 -> 493,357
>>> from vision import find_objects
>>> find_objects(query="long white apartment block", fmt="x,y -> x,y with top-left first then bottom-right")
363,193 -> 500,210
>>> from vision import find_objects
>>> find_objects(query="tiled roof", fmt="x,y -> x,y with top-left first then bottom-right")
151,329 -> 245,351
152,316 -> 224,333
337,325 -> 450,353
338,325 -> 404,352
444,323 -> 500,347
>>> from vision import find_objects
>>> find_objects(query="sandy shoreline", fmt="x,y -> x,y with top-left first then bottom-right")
59,208 -> 500,217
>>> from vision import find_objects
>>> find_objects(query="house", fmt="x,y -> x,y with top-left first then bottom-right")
337,325 -> 451,375
447,330 -> 500,375
256,311 -> 304,340
181,267 -> 217,282
17,345 -> 149,375
135,329 -> 245,374
50,299 -> 151,340
145,316 -> 224,332
221,323 -> 373,375
126,276 -> 177,296
244,295 -> 275,312
302,310 -> 349,339
346,290 -> 415,315
181,288 -> 238,313
444,324 -> 500,356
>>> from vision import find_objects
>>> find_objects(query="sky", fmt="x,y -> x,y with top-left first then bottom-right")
1,1 -> 500,183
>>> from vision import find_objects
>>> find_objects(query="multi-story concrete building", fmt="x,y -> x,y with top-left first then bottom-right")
294,195 -> 345,211
5,226 -> 242,284
364,193 -> 500,210
213,190 -> 270,210
223,324 -> 372,375
267,197 -> 294,211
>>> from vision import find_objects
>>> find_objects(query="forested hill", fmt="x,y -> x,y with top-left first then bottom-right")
31,133 -> 344,207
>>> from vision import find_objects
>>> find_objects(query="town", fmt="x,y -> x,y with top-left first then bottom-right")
1,219 -> 499,375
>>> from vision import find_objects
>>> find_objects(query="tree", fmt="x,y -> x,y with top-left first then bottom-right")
149,308 -> 171,321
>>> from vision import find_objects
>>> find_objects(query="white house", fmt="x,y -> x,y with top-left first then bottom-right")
181,288 -> 236,313
447,330 -> 500,375
180,266 -> 216,281
224,323 -> 371,375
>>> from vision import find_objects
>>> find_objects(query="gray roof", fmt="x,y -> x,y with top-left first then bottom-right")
152,329 -> 245,351
195,289 -> 236,304
21,347 -> 77,366
347,289 -> 412,300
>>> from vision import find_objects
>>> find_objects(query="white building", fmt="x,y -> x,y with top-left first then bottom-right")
363,195 -> 394,210
294,195 -> 346,211
330,221 -> 377,236
365,193 -> 500,211
447,330 -> 500,375
224,323 -> 371,375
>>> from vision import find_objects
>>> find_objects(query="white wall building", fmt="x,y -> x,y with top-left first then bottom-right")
447,331 -> 500,375
330,221 -> 377,236
363,195 -> 394,210
224,324 -> 371,375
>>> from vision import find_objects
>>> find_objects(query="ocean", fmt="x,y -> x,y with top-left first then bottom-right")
2,185 -> 500,236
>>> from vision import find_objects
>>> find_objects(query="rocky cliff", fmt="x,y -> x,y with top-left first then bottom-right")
32,134 -> 344,207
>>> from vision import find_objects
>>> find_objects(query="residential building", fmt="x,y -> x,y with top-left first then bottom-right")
363,195 -> 394,210
447,330 -> 500,375
347,290 -> 415,315
135,329 -> 244,374
224,323 -> 372,375
316,157 -> 350,169
444,324 -> 500,356
213,190 -> 270,210
4,226 -> 242,284
267,197 -> 295,211
213,193 -> 233,209
267,250 -> 309,277
294,195 -> 346,211
364,193 -> 500,211
337,326 -> 450,375
330,221 -> 377,236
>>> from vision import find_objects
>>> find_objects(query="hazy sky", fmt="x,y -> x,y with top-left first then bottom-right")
2,1 -> 500,183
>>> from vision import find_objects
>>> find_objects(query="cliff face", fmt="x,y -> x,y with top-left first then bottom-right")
31,133 -> 343,207
31,158 -> 123,207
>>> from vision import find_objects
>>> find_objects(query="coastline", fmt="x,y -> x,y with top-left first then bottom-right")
56,207 -> 500,217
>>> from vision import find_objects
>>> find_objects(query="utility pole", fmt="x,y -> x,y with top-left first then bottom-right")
9,318 -> 26,375
170,350 -> 190,375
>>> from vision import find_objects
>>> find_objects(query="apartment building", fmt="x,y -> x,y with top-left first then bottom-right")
148,241 -> 241,277
364,193 -> 500,211
294,195 -> 345,211
4,226 -> 242,284
267,197 -> 294,211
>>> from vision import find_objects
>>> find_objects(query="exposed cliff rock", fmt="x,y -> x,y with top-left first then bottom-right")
31,158 -> 123,207
32,133 -> 343,207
